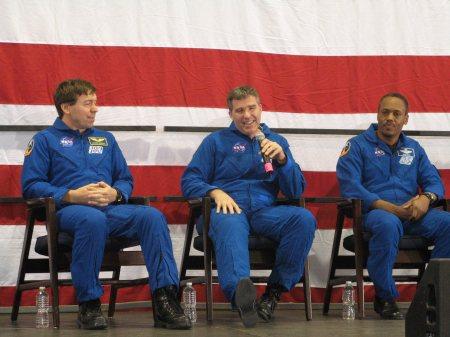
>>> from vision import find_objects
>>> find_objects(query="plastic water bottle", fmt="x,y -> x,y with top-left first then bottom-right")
182,282 -> 197,323
342,281 -> 355,320
36,286 -> 50,328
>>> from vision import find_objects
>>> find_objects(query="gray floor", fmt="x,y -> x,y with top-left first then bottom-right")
1,307 -> 405,337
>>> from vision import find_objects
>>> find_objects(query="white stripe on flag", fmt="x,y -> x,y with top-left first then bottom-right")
1,1 -> 450,55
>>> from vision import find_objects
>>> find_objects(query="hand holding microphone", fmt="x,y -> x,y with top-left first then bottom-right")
255,131 -> 287,173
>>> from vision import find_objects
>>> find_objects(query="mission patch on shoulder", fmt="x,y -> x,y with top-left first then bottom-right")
24,139 -> 34,156
340,140 -> 351,157
88,136 -> 108,146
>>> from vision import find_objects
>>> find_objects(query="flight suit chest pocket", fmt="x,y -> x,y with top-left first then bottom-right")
395,147 -> 417,180
51,149 -> 80,173
217,152 -> 251,178
86,145 -> 112,174
362,150 -> 389,180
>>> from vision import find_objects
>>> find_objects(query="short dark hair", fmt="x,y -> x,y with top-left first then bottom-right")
226,85 -> 260,111
54,79 -> 96,118
378,92 -> 409,113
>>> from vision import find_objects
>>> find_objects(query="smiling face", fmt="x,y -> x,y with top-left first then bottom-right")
376,96 -> 409,145
229,95 -> 262,138
61,92 -> 98,132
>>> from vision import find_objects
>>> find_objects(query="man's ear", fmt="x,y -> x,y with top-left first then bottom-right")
61,103 -> 71,115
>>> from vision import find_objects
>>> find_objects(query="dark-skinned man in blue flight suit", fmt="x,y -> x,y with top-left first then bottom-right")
337,92 -> 450,319
22,79 -> 191,330
182,86 -> 316,328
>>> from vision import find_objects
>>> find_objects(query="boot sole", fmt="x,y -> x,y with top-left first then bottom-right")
235,278 -> 257,328
76,318 -> 108,330
154,320 -> 192,329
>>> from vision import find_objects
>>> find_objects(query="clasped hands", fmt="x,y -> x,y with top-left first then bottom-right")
397,194 -> 430,221
63,181 -> 118,207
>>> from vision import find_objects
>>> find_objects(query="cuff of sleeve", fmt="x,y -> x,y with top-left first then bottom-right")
364,194 -> 381,213
276,156 -> 294,173
113,184 -> 130,202
54,188 -> 70,209
204,186 -> 219,197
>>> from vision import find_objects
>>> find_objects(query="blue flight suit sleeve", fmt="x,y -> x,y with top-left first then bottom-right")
181,136 -> 219,198
275,138 -> 306,198
336,139 -> 380,212
21,134 -> 69,208
416,144 -> 445,199
110,138 -> 133,202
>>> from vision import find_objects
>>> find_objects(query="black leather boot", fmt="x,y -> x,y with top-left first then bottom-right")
234,278 -> 258,328
152,285 -> 192,329
77,299 -> 108,330
256,284 -> 283,322
374,296 -> 404,320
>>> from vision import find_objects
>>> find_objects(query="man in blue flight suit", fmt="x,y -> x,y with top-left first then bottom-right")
337,92 -> 450,319
21,79 -> 191,330
181,86 -> 316,327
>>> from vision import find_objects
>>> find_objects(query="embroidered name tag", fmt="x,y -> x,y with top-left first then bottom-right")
88,145 -> 103,154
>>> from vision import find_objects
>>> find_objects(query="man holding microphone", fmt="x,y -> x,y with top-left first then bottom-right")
182,86 -> 316,327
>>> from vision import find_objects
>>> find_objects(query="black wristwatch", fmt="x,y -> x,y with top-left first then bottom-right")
113,187 -> 123,203
421,192 -> 437,205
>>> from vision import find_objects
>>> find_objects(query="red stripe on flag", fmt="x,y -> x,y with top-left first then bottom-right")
0,284 -> 418,307
1,43 -> 450,112
1,165 -> 449,228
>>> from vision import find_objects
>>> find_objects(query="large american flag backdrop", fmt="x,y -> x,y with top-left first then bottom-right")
1,1 -> 449,307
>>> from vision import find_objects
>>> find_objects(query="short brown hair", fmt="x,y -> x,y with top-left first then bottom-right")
54,79 -> 96,118
378,92 -> 409,113
226,85 -> 260,111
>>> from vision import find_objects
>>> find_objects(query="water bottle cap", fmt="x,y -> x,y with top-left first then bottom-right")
39,286 -> 45,290
345,281 -> 352,286
186,282 -> 192,286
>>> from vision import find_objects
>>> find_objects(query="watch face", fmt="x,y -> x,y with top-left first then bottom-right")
425,192 -> 436,202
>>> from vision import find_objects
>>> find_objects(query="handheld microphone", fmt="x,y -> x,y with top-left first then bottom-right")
255,131 -> 274,173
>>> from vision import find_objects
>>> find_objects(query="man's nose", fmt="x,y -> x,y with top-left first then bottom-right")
385,112 -> 395,121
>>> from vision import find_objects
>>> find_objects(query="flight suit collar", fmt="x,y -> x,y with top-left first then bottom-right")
364,123 -> 406,153
53,118 -> 94,136
228,122 -> 272,139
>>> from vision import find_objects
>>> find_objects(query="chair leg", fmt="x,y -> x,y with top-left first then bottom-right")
204,241 -> 213,323
202,197 -> 213,323
108,267 -> 121,318
302,258 -> 312,321
11,287 -> 23,323
355,260 -> 365,319
46,201 -> 61,328
11,213 -> 35,322
323,209 -> 345,315
352,199 -> 365,319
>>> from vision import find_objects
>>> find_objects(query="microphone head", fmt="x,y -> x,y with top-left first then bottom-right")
255,132 -> 265,142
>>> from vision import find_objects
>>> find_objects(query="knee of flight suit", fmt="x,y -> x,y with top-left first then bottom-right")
62,207 -> 108,239
132,205 -> 169,234
364,209 -> 403,247
280,207 -> 317,238
208,211 -> 249,244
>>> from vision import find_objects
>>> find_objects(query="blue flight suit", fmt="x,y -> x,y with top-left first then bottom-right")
21,118 -> 179,303
181,122 -> 316,300
337,123 -> 450,300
